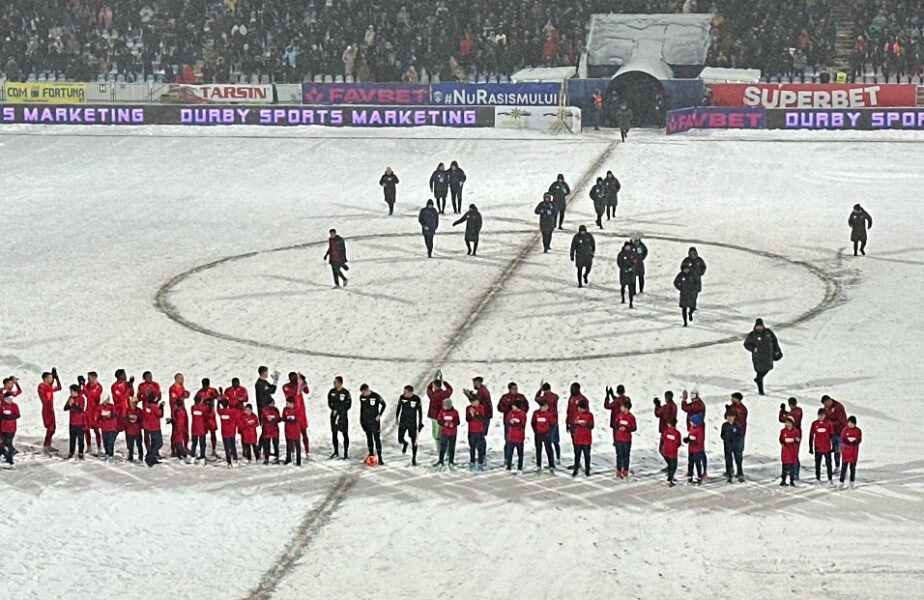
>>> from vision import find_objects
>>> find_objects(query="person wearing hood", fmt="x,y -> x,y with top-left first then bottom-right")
590,177 -> 606,229
452,203 -> 482,256
535,194 -> 558,252
570,225 -> 596,288
617,241 -> 638,308
603,171 -> 621,220
547,174 -> 570,229
615,102 -> 633,142
448,161 -> 467,214
418,199 -> 440,258
630,237 -> 647,293
848,204 -> 873,256
379,167 -> 400,215
743,318 -> 783,395
681,247 -> 707,278
674,264 -> 702,326
429,163 -> 449,214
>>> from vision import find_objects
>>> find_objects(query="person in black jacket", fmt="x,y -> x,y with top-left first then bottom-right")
616,102 -> 633,142
603,171 -> 621,220
535,194 -> 558,252
429,162 -> 449,214
327,376 -> 352,459
323,229 -> 349,288
418,199 -> 439,258
617,241 -> 637,308
548,174 -> 570,229
254,366 -> 278,413
570,225 -> 596,288
449,160 -> 467,214
848,203 -> 873,256
590,177 -> 606,229
630,237 -> 648,293
743,319 -> 783,395
358,384 -> 386,465
681,247 -> 707,278
452,203 -> 482,256
379,167 -> 399,215
720,411 -> 745,483
673,265 -> 701,326
395,385 -> 423,466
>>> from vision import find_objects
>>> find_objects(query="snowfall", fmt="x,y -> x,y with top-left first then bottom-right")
0,124 -> 922,600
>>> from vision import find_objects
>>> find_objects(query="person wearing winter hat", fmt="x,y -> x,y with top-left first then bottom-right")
547,173 -> 570,229
743,318 -> 783,395
848,204 -> 872,256
418,199 -> 439,258
570,225 -> 596,288
684,412 -> 706,484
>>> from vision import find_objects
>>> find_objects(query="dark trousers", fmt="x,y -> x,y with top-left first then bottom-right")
286,437 -> 302,465
103,431 -> 118,459
468,432 -> 486,464
1,432 -> 15,464
577,262 -> 592,286
438,434 -> 457,464
423,233 -> 434,257
68,425 -> 86,458
145,430 -> 163,466
781,462 -> 796,484
815,451 -> 833,481
191,434 -> 207,459
636,273 -> 645,293
535,433 -> 555,469
363,423 -> 382,457
172,440 -> 188,459
665,456 -> 678,482
595,210 -> 604,228
550,425 -> 561,460
682,306 -> 696,326
541,230 -> 553,251
621,282 -> 636,306
615,440 -> 631,472
557,206 -> 565,228
573,444 -> 591,475
435,194 -> 447,213
688,451 -> 705,480
126,434 -> 143,461
465,237 -> 479,256
620,127 -> 628,142
222,436 -> 238,464
832,435 -> 842,468
450,186 -> 463,213
723,443 -> 743,477
331,424 -> 349,457
241,442 -> 257,460
330,262 -> 347,286
839,461 -> 857,483
606,202 -> 617,219
384,191 -> 395,214
754,370 -> 769,395
853,238 -> 867,255
261,437 -> 280,463
504,441 -> 524,470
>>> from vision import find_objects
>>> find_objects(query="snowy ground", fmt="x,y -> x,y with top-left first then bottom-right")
1,125 -> 923,599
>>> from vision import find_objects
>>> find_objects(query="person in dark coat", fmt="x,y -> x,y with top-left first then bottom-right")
617,241 -> 637,308
590,177 -> 606,229
535,194 -> 558,253
673,265 -> 701,326
848,203 -> 873,256
429,163 -> 450,214
448,161 -> 467,214
743,318 -> 783,395
452,204 -> 482,256
615,102 -> 633,142
379,167 -> 399,215
548,174 -> 571,229
570,225 -> 596,288
681,247 -> 707,278
630,237 -> 648,293
322,228 -> 349,288
603,171 -> 621,220
418,199 -> 439,258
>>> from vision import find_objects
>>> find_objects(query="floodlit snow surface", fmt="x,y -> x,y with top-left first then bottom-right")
1,125 -> 923,599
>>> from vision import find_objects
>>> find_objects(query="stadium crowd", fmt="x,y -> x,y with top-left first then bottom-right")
850,0 -> 924,82
2,0 -> 842,85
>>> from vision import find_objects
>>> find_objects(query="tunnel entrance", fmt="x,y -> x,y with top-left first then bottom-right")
605,71 -> 667,127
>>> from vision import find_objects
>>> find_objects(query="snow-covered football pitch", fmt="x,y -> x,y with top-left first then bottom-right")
1,125 -> 923,599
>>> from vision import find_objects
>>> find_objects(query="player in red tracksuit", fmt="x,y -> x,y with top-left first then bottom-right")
471,377 -> 493,436
168,373 -> 190,456
122,402 -> 144,463
194,378 -> 220,458
137,371 -> 162,454
465,392 -> 487,470
570,400 -> 594,477
282,398 -> 302,466
808,408 -> 834,484
63,384 -> 87,460
612,401 -> 637,478
534,382 -> 561,462
603,384 -> 631,421
110,369 -> 134,428
190,394 -> 209,462
80,372 -> 103,456
38,368 -> 62,452
822,395 -> 848,469
660,419 -> 682,486
684,413 -> 706,484
428,379 -> 454,452
565,382 -> 588,470
531,396 -> 557,472
504,402 -> 527,472
436,399 -> 460,468
141,393 -> 164,467
282,372 -> 310,454
96,397 -> 119,463
653,390 -> 677,434
217,399 -> 240,467
779,397 -> 803,480
260,399 -> 281,465
497,382 -> 529,445
779,417 -> 801,486
1,381 -> 22,465
681,390 -> 706,478
239,404 -> 260,463
839,416 -> 862,487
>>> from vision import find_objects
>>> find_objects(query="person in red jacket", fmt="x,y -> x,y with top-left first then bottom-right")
38,368 -> 62,453
465,391 -> 487,470
123,400 -> 144,463
63,384 -> 87,460
436,398 -> 460,469
427,378 -> 453,452
96,396 -> 118,463
531,396 -> 557,473
808,408 -> 834,484
470,377 -> 492,436
137,371 -> 162,454
223,377 -> 248,409
779,417 -> 800,486
653,390 -> 677,434
504,402 -> 527,472
612,401 -> 637,479
81,371 -> 103,456
660,418 -> 682,486
194,378 -> 220,459
141,392 -> 164,467
681,390 -> 706,478
1,380 -> 22,465
684,413 -> 706,484
822,395 -> 848,469
282,372 -> 310,454
603,384 -> 631,424
779,397 -> 803,480
282,397 -> 302,466
726,392 -> 748,440
260,399 -> 281,465
535,382 -> 561,462
190,394 -> 209,462
498,381 -> 529,445
839,416 -> 862,488
217,398 -> 240,467
239,404 -> 260,463
167,394 -> 190,463
570,400 -> 594,477
565,382 -> 588,469
110,369 -> 134,428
